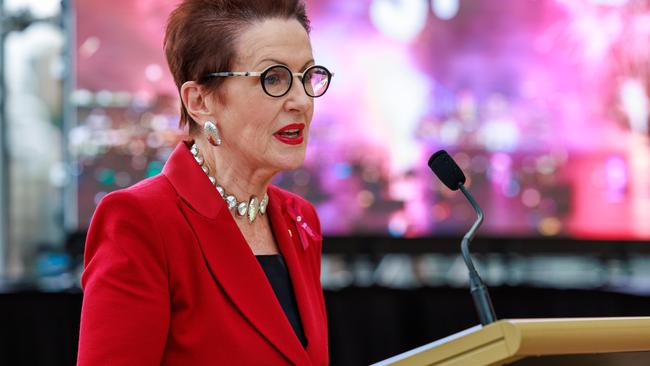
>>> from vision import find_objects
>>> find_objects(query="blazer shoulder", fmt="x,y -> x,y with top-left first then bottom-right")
121,174 -> 176,201
270,185 -> 321,234
84,175 -> 173,289
89,174 -> 178,239
97,174 -> 177,212
270,185 -> 313,209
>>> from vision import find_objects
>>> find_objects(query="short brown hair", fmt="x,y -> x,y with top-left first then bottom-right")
164,0 -> 311,134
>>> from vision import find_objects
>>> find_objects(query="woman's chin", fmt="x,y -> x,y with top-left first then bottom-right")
269,150 -> 306,172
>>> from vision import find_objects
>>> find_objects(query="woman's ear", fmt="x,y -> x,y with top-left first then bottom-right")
180,81 -> 214,127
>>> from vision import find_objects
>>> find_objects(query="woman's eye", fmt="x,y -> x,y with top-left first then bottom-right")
265,73 -> 282,85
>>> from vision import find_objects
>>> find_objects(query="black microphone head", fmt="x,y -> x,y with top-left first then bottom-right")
428,150 -> 466,191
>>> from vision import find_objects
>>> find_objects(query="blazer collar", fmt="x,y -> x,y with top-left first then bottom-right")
162,141 -> 224,219
266,188 -> 325,364
162,142 -> 317,365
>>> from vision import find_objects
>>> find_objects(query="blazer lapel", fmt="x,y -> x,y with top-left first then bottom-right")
163,142 -> 310,366
267,187 -> 321,357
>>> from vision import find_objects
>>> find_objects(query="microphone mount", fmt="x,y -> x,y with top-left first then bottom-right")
458,183 -> 496,325
429,150 -> 496,326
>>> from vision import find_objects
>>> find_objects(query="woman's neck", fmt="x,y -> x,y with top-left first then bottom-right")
194,139 -> 273,201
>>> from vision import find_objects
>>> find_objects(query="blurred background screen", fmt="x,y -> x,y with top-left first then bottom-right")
73,0 -> 650,240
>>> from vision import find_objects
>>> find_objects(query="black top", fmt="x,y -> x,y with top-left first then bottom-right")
256,254 -> 308,348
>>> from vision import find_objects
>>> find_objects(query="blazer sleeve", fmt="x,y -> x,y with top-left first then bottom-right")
78,190 -> 170,365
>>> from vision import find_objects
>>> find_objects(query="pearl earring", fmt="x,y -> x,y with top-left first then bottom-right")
204,121 -> 221,146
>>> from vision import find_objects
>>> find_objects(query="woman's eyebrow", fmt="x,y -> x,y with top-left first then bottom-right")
255,58 -> 315,71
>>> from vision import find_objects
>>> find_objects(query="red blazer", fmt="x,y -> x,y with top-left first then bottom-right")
78,142 -> 329,366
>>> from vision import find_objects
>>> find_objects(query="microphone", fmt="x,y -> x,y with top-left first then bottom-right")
428,150 -> 497,325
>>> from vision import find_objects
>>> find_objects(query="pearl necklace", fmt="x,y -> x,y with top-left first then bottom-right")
190,143 -> 269,223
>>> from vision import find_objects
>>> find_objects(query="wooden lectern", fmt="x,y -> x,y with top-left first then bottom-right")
372,317 -> 650,366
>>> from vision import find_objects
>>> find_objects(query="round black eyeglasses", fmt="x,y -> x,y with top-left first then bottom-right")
205,64 -> 333,98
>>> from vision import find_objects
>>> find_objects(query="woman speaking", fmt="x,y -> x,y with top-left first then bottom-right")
77,0 -> 332,364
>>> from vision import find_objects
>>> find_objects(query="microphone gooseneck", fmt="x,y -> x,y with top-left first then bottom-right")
458,183 -> 496,325
429,150 -> 497,326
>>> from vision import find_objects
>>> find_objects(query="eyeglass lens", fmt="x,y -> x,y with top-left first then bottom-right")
262,65 -> 330,97
304,67 -> 330,97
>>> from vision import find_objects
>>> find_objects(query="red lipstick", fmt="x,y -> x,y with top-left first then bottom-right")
273,123 -> 305,145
